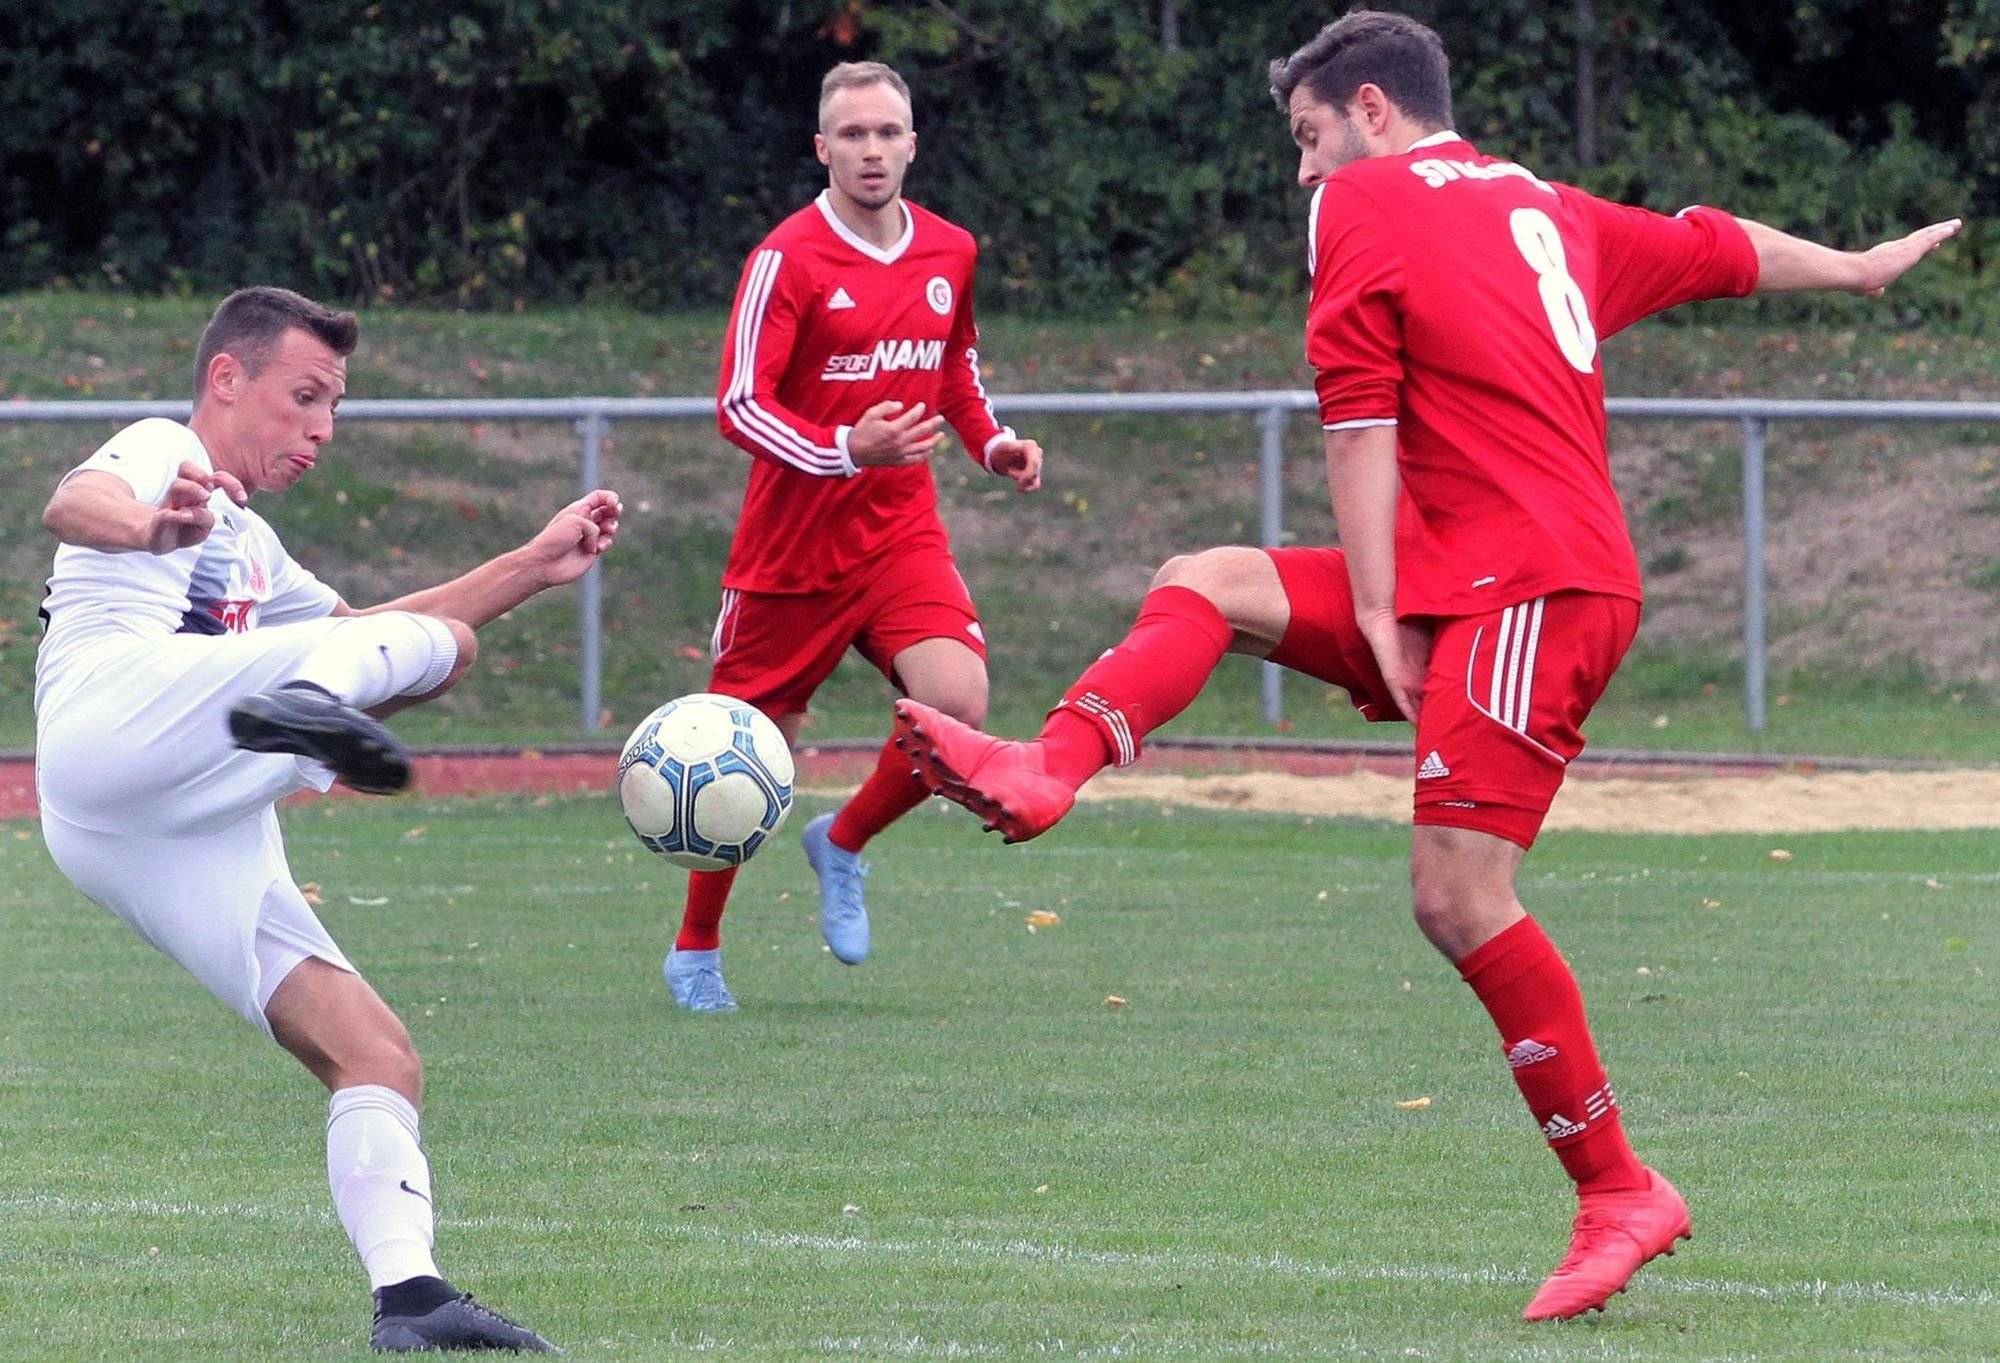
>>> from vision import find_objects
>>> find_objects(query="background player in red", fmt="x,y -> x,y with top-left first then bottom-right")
666,60 -> 1043,1012
894,8 -> 1957,1321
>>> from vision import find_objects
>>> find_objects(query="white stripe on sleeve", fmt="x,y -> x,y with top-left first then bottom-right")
721,249 -> 854,477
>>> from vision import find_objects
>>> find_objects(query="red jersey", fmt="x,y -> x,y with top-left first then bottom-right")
1306,133 -> 1759,618
716,191 -> 1010,594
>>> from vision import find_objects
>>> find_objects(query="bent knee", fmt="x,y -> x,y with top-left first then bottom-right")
1408,878 -> 1461,949
1149,550 -> 1212,593
1148,547 -> 1283,651
348,1030 -> 424,1098
445,619 -> 477,670
425,618 -> 477,695
1149,545 -> 1265,599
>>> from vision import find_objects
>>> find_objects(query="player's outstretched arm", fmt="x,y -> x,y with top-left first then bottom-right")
42,461 -> 247,555
345,489 -> 621,628
1741,217 -> 1962,296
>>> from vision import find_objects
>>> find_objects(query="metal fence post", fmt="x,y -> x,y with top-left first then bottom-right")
1257,404 -> 1288,726
1740,417 -> 1768,734
576,410 -> 608,733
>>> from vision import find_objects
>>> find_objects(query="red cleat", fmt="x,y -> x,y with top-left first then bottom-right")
892,700 -> 1077,843
1523,1168 -> 1692,1321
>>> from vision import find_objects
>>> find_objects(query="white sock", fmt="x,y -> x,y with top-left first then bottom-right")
293,613 -> 458,709
327,1084 -> 441,1289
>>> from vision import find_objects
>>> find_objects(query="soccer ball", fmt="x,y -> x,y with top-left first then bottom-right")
616,693 -> 796,871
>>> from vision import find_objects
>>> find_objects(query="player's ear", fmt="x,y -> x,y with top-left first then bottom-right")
814,132 -> 831,167
1353,82 -> 1392,135
206,352 -> 242,405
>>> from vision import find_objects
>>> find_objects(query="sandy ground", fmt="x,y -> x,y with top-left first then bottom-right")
1067,768 -> 2000,835
3,749 -> 1995,833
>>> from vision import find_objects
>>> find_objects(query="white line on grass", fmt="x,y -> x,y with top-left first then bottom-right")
7,1192 -> 1992,1312
715,1227 -> 2000,1310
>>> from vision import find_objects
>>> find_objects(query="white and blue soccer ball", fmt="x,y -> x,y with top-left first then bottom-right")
616,692 -> 796,871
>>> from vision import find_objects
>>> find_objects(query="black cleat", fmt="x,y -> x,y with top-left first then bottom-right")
370,1292 -> 555,1353
227,682 -> 412,795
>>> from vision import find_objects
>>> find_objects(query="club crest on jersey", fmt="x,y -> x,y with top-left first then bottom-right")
821,338 -> 947,382
926,276 -> 953,314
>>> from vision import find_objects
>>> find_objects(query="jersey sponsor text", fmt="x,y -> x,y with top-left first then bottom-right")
821,338 -> 947,382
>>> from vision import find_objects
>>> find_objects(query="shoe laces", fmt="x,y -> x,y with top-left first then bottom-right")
1551,1203 -> 1641,1272
823,851 -> 870,915
454,1294 -> 514,1326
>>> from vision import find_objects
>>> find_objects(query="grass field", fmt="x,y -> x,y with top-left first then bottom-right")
2,792 -> 1994,1361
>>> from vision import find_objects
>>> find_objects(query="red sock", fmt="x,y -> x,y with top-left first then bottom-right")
1036,585 -> 1234,787
674,867 -> 738,952
828,734 -> 931,852
1456,916 -> 1648,1194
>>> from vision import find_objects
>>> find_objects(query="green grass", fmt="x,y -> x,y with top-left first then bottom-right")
1,794 -> 1996,1360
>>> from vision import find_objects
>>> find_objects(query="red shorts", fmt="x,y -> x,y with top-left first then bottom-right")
708,547 -> 986,719
1412,592 -> 1640,849
1264,546 -> 1402,723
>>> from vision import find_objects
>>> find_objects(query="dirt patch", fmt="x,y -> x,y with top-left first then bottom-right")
1069,768 -> 2000,834
4,747 -> 1994,834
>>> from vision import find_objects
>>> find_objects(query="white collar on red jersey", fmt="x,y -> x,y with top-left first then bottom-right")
815,190 -> 915,265
1407,129 -> 1464,151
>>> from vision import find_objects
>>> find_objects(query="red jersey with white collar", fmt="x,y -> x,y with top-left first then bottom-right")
716,191 -> 1009,594
1306,134 -> 1759,617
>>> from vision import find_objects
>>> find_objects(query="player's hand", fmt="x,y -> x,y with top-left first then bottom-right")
1855,218 -> 1961,296
143,461 -> 246,554
988,437 -> 1043,493
526,488 -> 622,586
1361,613 -> 1432,724
848,400 -> 946,468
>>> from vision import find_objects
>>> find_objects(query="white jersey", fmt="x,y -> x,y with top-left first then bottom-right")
35,417 -> 339,717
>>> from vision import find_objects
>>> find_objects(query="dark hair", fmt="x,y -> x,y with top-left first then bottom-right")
1268,10 -> 1453,128
192,286 -> 359,403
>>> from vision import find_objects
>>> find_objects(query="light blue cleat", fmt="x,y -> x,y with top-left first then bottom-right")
664,947 -> 738,1012
801,812 -> 871,964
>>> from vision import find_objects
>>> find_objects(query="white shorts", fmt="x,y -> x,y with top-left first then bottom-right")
35,621 -> 348,837
40,803 -> 355,1034
34,618 -> 377,1032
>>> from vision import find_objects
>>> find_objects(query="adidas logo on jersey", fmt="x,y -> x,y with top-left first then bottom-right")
1417,749 -> 1451,780
1506,1038 -> 1559,1069
828,286 -> 857,310
1541,1112 -> 1587,1140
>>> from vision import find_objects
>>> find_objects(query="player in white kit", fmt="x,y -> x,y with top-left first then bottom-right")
33,286 -> 621,1353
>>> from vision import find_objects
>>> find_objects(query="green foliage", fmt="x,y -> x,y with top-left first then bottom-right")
0,0 -> 1992,314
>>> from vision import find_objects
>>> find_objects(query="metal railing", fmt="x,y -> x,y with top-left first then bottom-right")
13,393 -> 1999,733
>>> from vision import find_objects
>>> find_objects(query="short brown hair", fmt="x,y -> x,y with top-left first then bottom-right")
1268,10 -> 1453,128
192,286 -> 359,403
818,60 -> 913,130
